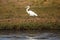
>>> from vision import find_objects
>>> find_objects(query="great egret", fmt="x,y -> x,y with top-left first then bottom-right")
26,6 -> 38,16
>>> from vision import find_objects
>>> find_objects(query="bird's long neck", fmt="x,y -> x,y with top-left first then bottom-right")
26,7 -> 30,12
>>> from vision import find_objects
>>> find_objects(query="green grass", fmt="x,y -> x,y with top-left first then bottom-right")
0,20 -> 60,30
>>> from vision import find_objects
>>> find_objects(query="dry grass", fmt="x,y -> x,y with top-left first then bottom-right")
0,0 -> 60,30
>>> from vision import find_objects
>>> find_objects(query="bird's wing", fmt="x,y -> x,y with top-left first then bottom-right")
28,10 -> 38,16
28,10 -> 36,14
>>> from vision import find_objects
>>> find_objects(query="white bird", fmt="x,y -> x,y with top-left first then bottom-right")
26,6 -> 38,16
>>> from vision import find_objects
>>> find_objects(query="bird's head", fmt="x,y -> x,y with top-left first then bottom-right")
25,6 -> 30,8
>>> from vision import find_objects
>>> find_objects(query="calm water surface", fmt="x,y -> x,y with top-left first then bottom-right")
0,30 -> 60,40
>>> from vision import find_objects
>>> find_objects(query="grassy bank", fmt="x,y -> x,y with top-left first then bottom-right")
0,22 -> 60,30
0,0 -> 60,30
0,7 -> 60,30
0,16 -> 60,30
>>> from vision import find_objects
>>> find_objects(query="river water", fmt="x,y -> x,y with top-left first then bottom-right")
0,30 -> 60,40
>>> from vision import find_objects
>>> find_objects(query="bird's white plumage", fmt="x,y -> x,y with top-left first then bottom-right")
26,6 -> 38,16
27,10 -> 38,16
